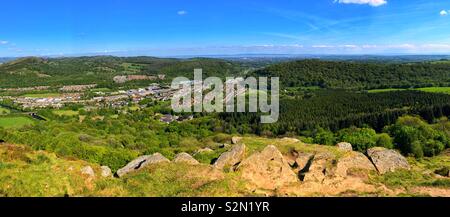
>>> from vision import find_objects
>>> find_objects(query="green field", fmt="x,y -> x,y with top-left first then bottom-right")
22,93 -> 61,98
90,88 -> 111,92
52,110 -> 79,116
416,87 -> 450,95
368,87 -> 450,95
0,116 -> 34,128
0,107 -> 10,115
368,88 -> 406,93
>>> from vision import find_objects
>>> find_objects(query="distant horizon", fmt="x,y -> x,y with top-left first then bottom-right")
2,53 -> 450,59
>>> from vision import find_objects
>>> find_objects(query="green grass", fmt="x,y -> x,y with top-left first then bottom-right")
52,110 -> 79,117
0,107 -> 10,115
370,155 -> 450,191
0,116 -> 34,128
368,88 -> 407,93
128,106 -> 141,111
416,87 -> 450,95
0,144 -> 99,197
368,87 -> 450,95
0,144 -> 246,197
22,93 -> 61,98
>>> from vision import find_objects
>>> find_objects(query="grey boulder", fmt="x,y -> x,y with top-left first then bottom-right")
116,153 -> 170,177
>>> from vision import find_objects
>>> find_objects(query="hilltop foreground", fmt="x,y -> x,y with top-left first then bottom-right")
1,136 -> 449,197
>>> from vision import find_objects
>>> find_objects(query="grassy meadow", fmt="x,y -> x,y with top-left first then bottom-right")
0,116 -> 34,128
22,93 -> 61,98
368,87 -> 450,95
52,110 -> 79,117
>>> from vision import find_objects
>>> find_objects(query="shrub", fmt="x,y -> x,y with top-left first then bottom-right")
376,133 -> 394,149
337,127 -> 377,152
388,116 -> 450,157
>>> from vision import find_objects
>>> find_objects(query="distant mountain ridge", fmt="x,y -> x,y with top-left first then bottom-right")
0,57 -> 17,64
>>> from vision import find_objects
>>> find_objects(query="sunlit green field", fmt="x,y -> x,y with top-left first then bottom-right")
368,87 -> 450,95
368,88 -> 406,93
0,116 -> 34,128
416,87 -> 450,95
52,110 -> 79,116
22,93 -> 61,98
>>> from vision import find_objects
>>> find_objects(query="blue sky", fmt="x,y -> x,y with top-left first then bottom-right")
1,0 -> 450,56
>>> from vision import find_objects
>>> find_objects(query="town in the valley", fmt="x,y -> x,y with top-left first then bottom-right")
0,74 -> 249,124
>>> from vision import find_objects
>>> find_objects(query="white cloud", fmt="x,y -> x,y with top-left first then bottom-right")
440,10 -> 448,16
386,44 -> 416,49
362,44 -> 377,48
312,45 -> 335,48
334,0 -> 387,7
0,41 -> 8,45
341,44 -> 358,48
177,10 -> 187,16
421,44 -> 450,49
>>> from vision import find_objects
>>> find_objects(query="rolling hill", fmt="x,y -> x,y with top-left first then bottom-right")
253,59 -> 450,90
0,56 -> 244,88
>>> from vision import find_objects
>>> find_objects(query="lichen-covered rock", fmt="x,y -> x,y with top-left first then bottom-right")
101,166 -> 112,178
294,153 -> 314,171
237,145 -> 298,190
334,152 -> 376,177
81,166 -> 95,177
302,152 -> 335,182
231,136 -> 242,144
173,152 -> 200,165
367,147 -> 410,174
194,148 -> 214,156
336,142 -> 353,152
214,144 -> 246,170
116,153 -> 170,177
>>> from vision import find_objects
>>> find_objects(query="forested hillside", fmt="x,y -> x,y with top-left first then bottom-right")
253,59 -> 450,90
220,90 -> 450,133
0,56 -> 244,88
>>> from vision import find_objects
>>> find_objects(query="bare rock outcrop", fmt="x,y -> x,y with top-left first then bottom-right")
173,152 -> 200,165
116,153 -> 170,177
214,144 -> 246,170
101,166 -> 112,178
236,145 -> 298,190
81,166 -> 95,177
301,152 -> 335,182
336,142 -> 353,152
231,136 -> 242,144
334,151 -> 376,177
194,148 -> 214,156
286,149 -> 314,172
367,147 -> 410,174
